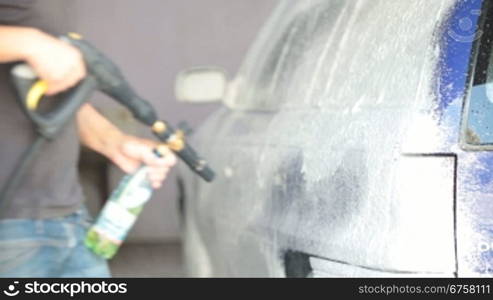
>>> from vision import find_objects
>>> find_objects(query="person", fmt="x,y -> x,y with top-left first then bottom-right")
0,1 -> 177,277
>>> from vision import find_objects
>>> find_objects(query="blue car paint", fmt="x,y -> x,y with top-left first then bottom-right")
438,0 -> 482,113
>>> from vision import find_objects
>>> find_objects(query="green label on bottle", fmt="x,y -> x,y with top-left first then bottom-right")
93,201 -> 137,244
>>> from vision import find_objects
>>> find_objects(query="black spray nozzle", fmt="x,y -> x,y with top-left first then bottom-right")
152,120 -> 215,182
177,146 -> 215,182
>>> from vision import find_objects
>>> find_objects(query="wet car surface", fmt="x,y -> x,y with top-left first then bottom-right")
178,0 -> 493,277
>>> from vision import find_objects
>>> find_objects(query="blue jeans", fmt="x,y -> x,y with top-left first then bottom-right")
0,208 -> 110,277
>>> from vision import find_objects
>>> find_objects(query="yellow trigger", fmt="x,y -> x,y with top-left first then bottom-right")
68,32 -> 83,40
26,80 -> 48,111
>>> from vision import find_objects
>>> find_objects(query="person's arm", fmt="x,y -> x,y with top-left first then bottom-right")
77,104 -> 177,189
0,26 -> 85,95
0,26 -> 174,187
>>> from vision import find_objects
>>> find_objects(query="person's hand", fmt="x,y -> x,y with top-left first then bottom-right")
109,135 -> 177,189
77,104 -> 177,189
24,29 -> 86,95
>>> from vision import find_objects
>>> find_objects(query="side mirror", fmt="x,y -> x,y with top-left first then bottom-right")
175,67 -> 227,103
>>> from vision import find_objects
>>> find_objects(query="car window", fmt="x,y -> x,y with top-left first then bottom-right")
231,0 -> 451,112
230,0 -> 348,111
462,3 -> 493,148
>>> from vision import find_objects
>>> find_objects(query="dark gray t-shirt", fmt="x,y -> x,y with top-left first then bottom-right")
0,0 -> 84,219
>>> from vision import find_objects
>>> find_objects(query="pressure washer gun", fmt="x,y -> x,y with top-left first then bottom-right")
11,32 -> 215,179
1,32 -> 214,213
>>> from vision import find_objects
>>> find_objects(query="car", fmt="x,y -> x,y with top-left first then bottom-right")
174,0 -> 493,277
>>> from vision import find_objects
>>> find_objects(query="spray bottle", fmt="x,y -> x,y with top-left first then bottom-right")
85,146 -> 165,259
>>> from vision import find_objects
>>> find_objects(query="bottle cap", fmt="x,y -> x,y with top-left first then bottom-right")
154,145 -> 169,158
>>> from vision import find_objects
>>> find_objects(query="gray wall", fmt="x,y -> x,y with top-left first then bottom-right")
74,0 -> 278,241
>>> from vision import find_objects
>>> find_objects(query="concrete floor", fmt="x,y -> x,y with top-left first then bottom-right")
109,243 -> 185,277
